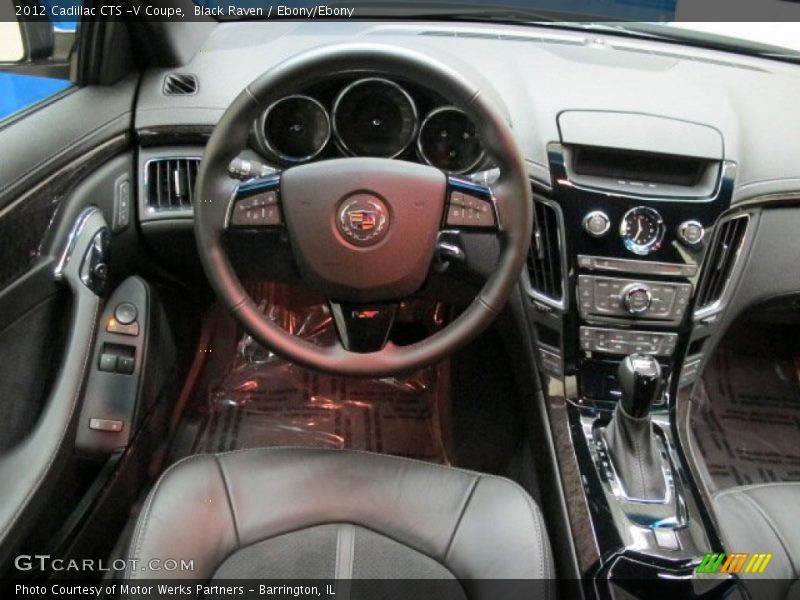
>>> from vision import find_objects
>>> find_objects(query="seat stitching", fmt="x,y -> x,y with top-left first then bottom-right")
215,454 -> 241,548
443,475 -> 480,563
737,491 -> 799,578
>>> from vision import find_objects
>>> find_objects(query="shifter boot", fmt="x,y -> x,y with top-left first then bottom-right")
604,402 -> 666,501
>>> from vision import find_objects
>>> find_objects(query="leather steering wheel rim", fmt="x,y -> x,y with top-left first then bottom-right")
194,43 -> 532,377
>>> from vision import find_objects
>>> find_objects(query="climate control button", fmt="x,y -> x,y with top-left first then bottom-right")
583,210 -> 611,237
622,284 -> 652,314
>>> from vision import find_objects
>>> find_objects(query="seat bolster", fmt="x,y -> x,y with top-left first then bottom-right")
446,476 -> 554,580
713,482 -> 800,596
126,454 -> 239,580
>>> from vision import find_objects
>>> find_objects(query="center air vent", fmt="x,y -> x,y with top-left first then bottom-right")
527,198 -> 565,308
163,73 -> 198,95
695,214 -> 749,311
145,158 -> 199,212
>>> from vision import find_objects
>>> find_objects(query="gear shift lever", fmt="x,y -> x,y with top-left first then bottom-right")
604,354 -> 667,501
617,353 -> 663,417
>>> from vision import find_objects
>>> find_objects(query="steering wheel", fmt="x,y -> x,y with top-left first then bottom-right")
194,44 -> 532,377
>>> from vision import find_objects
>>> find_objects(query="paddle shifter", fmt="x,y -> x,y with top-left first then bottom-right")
603,354 -> 667,501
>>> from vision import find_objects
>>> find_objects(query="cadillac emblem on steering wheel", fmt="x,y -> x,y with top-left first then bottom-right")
336,194 -> 390,246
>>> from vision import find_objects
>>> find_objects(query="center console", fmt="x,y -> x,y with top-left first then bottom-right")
525,112 -> 750,598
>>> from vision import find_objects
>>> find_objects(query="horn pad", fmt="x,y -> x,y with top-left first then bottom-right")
281,157 -> 447,302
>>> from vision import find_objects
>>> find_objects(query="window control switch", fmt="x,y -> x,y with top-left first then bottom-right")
116,356 -> 135,374
99,353 -> 118,372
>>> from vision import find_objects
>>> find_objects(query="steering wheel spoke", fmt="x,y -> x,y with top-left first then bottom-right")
329,301 -> 398,353
226,173 -> 283,230
442,177 -> 498,232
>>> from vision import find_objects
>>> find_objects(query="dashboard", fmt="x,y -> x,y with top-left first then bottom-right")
133,19 -> 800,408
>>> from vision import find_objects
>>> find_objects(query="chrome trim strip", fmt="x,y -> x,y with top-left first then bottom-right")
577,255 -> 698,278
54,206 -> 101,281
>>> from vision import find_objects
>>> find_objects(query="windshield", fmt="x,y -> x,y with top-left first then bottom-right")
197,1 -> 800,61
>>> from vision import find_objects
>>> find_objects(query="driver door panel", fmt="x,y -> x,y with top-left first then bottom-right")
0,75 -> 137,567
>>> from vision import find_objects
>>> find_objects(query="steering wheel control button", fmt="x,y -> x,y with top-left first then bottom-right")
622,284 -> 653,315
447,190 -> 495,229
231,191 -> 281,227
336,194 -> 389,246
677,220 -> 705,246
114,302 -> 137,325
583,210 -> 611,237
89,418 -> 123,433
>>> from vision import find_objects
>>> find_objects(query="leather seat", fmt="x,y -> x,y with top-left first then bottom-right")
713,483 -> 800,600
125,447 -> 554,599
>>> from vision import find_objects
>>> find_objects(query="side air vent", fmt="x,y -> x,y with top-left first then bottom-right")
695,214 -> 749,311
145,158 -> 199,212
527,199 -> 565,308
163,73 -> 198,95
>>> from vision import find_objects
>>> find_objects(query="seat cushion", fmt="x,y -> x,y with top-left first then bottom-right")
713,482 -> 800,600
125,448 -> 554,599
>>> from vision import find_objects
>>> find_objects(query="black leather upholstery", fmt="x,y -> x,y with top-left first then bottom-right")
713,483 -> 800,600
126,448 -> 554,598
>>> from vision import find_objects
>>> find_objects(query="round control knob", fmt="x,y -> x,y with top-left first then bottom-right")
583,210 -> 611,237
678,220 -> 705,246
114,302 -> 138,325
622,284 -> 652,315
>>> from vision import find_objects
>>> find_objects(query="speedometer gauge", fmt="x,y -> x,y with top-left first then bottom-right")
418,107 -> 484,174
332,78 -> 418,158
620,206 -> 665,255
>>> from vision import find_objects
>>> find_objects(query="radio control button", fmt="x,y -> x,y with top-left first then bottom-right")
622,284 -> 652,314
583,211 -> 611,237
678,220 -> 705,246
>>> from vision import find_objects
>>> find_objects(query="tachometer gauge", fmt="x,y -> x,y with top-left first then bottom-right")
332,78 -> 418,158
418,106 -> 484,174
261,95 -> 331,163
620,206 -> 665,255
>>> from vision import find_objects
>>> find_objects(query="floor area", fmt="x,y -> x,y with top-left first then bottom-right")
171,357 -> 452,463
690,344 -> 800,492
168,287 -> 453,465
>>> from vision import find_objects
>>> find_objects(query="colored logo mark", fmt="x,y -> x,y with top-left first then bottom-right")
696,553 -> 772,574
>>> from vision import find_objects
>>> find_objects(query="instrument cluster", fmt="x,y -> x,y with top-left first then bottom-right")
253,77 -> 486,174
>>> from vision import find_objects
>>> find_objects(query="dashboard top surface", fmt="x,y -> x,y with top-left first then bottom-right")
135,20 -> 800,202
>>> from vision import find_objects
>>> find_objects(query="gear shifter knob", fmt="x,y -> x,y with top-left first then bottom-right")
617,354 -> 663,418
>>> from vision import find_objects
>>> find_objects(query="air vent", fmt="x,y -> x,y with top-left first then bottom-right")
163,73 -> 198,95
695,214 -> 749,310
527,199 -> 565,307
145,158 -> 199,212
